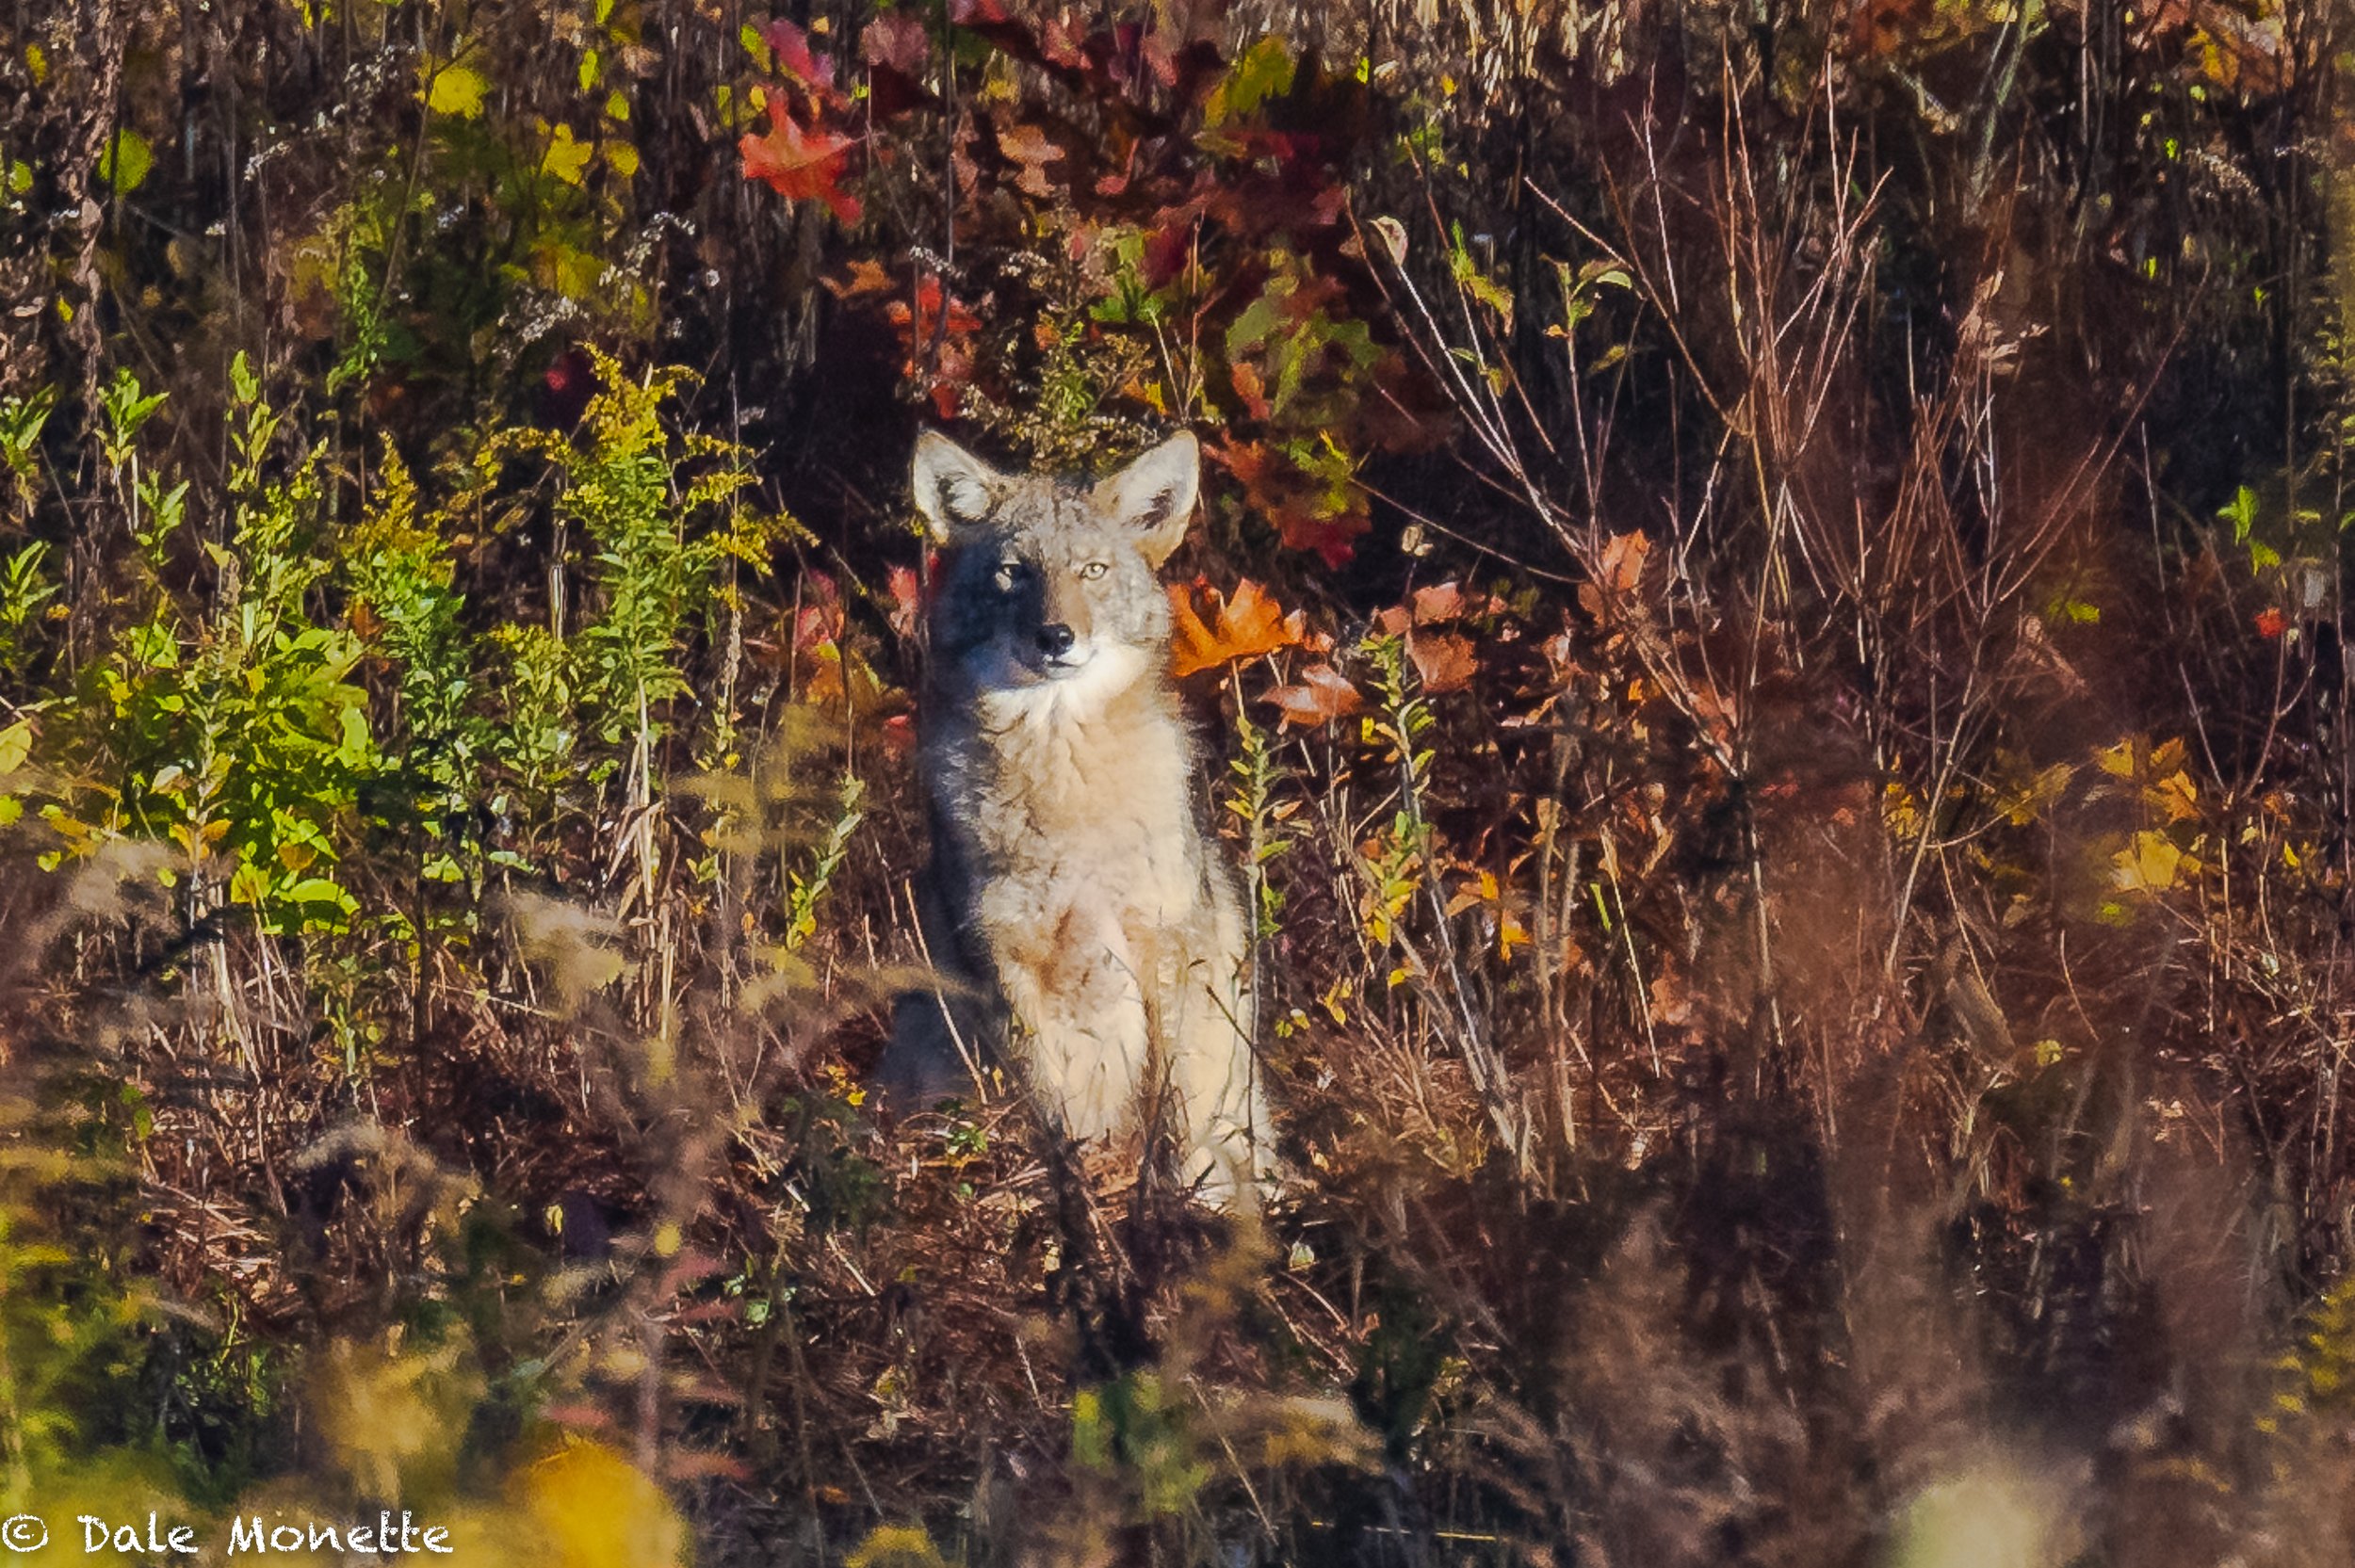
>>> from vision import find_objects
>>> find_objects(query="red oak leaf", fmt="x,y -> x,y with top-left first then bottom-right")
883,276 -> 983,348
739,99 -> 862,223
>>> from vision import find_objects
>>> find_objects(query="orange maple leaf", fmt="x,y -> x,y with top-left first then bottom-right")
824,257 -> 895,299
1169,578 -> 1303,678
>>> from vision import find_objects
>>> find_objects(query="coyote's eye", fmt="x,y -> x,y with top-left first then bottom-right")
994,560 -> 1024,592
1078,561 -> 1110,580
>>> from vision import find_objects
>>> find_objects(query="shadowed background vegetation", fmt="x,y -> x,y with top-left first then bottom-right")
1,0 -> 2353,1561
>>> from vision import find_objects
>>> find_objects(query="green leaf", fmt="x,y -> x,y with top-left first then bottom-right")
284,876 -> 353,907
96,129 -> 151,195
1207,37 -> 1296,125
1448,221 -> 1512,329
336,703 -> 373,763
2220,485 -> 2258,543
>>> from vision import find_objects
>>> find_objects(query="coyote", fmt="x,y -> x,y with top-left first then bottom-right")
878,429 -> 1267,1209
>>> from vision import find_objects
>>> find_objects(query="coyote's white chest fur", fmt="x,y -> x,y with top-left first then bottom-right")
879,432 -> 1266,1210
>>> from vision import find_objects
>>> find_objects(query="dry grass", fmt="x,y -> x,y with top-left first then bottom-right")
2,0 -> 2354,1563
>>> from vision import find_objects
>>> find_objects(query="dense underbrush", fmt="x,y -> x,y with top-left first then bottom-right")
2,0 -> 2354,1562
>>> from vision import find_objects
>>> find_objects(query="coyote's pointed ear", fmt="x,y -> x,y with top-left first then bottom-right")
1093,431 -> 1200,568
912,430 -> 1003,543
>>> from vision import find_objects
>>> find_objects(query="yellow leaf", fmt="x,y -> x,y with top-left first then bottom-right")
0,719 -> 29,774
534,241 -> 605,300
517,1442 -> 689,1568
2152,769 -> 2200,823
2113,831 -> 2184,892
1498,914 -> 1529,961
315,1340 -> 481,1500
542,122 -> 593,186
1992,760 -> 2074,827
847,1526 -> 950,1568
1883,781 -> 1922,842
604,140 -> 640,178
425,62 -> 489,118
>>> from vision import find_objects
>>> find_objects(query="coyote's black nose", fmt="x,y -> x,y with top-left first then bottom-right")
1037,623 -> 1076,655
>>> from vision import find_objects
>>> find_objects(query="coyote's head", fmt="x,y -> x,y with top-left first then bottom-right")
912,431 -> 1200,707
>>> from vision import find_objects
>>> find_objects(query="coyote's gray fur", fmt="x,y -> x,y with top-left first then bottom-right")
877,429 -> 1266,1209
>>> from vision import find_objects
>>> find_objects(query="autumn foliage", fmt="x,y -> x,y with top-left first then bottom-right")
1,0 -> 2353,1564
